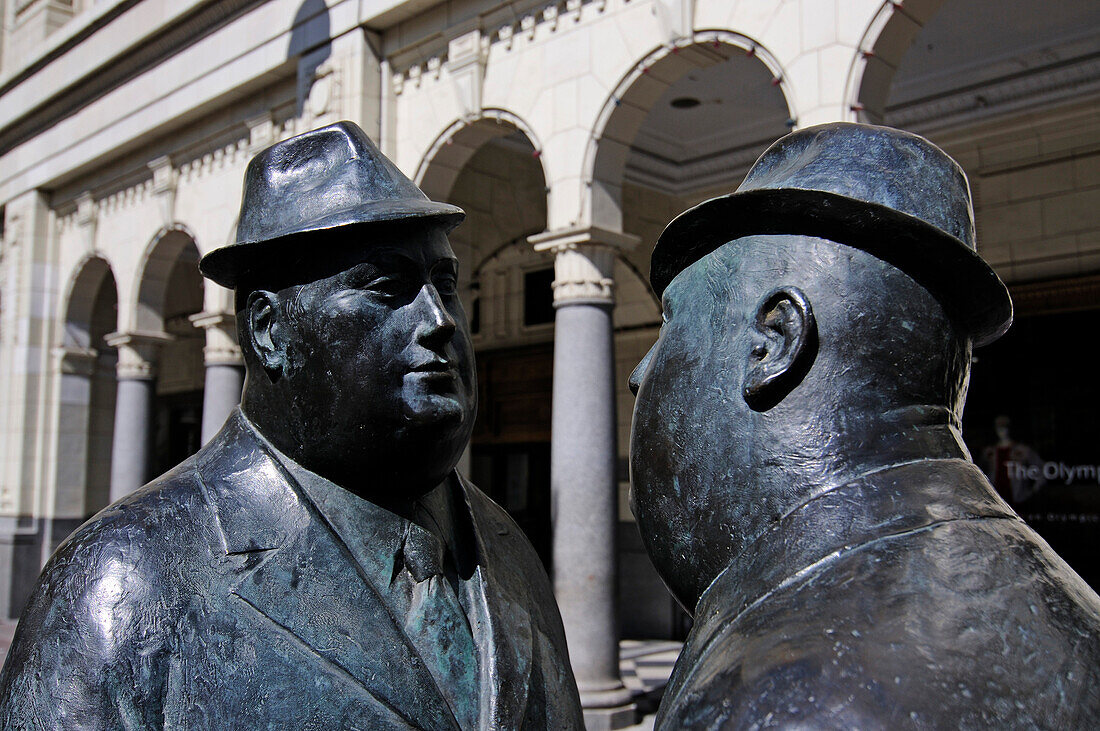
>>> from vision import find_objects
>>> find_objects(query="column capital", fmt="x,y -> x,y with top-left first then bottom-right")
530,227 -> 641,306
189,311 -> 244,367
104,331 -> 172,380
53,346 -> 98,376
528,225 -> 640,254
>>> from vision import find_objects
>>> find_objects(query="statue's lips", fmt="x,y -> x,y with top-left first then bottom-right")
407,359 -> 458,380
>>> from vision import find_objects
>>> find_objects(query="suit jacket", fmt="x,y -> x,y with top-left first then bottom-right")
0,412 -> 582,730
658,459 -> 1100,730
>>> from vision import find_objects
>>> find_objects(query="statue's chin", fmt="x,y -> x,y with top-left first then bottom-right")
401,394 -> 468,430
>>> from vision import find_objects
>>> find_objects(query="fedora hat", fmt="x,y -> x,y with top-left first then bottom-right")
651,122 -> 1012,346
200,121 -> 464,288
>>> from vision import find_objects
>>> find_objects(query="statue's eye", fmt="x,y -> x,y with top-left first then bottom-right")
434,274 -> 458,296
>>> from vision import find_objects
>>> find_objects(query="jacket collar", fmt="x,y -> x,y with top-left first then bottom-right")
195,411 -> 535,729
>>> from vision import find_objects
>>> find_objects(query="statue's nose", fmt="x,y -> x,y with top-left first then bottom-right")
413,284 -> 456,347
629,346 -> 655,396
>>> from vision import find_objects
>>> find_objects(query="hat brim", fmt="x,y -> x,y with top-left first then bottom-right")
652,189 -> 1012,347
200,199 -> 465,289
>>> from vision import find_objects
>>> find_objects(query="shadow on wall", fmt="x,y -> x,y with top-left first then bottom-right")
288,0 -> 332,117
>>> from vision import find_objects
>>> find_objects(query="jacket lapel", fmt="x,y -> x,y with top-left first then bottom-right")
197,413 -> 459,730
459,475 -> 534,729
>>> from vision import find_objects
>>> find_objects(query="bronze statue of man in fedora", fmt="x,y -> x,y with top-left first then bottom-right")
0,121 -> 583,729
628,122 -> 1100,728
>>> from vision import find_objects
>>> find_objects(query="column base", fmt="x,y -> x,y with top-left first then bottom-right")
580,681 -> 634,708
582,703 -> 638,731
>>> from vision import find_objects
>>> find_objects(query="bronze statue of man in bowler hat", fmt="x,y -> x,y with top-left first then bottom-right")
0,121 -> 583,729
628,122 -> 1100,728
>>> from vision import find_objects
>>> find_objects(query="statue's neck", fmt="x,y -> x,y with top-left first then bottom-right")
698,456 -> 1006,625
728,404 -> 971,577
778,404 -> 970,492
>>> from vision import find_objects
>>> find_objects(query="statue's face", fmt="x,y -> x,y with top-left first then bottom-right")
277,225 -> 476,493
628,249 -> 754,612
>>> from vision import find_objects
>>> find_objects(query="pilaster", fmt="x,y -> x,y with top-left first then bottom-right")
0,189 -> 55,619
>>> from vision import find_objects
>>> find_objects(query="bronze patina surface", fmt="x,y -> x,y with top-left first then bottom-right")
629,122 -> 1100,729
0,122 -> 582,730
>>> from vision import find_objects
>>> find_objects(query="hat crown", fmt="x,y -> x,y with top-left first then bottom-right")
739,123 -> 977,251
649,122 -> 1012,346
236,122 -> 433,247
200,121 -> 463,288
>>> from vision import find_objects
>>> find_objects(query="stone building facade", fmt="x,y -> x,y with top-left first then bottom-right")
1,0 -> 1098,720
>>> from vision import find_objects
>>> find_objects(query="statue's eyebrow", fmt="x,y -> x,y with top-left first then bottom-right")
431,257 -> 460,274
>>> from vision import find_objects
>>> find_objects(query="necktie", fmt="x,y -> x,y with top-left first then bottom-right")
401,523 -> 480,729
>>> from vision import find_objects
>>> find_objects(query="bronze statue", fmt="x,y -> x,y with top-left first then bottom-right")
0,121 -> 583,729
628,122 -> 1100,728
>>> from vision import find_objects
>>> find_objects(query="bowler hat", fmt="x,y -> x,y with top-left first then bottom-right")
651,122 -> 1012,346
200,121 -> 464,288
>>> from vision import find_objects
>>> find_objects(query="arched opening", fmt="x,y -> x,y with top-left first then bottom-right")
587,37 -> 793,640
136,227 -> 206,479
419,115 -> 555,569
866,0 -> 1100,586
587,36 -> 793,237
56,256 -> 118,547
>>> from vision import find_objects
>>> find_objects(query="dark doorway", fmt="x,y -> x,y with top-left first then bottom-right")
471,344 -> 553,568
472,443 -> 552,569
153,390 -> 203,477
963,283 -> 1100,589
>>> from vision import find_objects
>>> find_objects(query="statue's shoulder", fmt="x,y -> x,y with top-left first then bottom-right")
0,452 -> 217,725
26,453 -> 214,623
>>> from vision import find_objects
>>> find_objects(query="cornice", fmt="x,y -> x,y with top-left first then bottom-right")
0,0 -> 265,160
389,0 -> 611,95
884,53 -> 1100,135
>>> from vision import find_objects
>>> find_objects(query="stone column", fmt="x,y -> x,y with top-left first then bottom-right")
190,312 -> 245,443
530,226 -> 639,730
105,332 -> 170,503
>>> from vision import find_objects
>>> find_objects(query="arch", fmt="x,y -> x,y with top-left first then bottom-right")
55,255 -> 120,528
61,254 -> 117,349
416,115 -> 551,344
585,32 -> 792,231
582,32 -> 795,233
415,110 -> 548,204
134,224 -> 202,333
847,0 -> 949,123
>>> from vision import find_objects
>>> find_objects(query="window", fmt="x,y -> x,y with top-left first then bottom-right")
523,268 -> 554,326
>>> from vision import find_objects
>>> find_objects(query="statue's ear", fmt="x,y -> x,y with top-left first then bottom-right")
743,287 -> 816,411
247,291 -> 287,381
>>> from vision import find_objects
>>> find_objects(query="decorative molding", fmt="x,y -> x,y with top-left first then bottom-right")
391,0 -> 610,96
246,112 -> 275,154
1009,274 -> 1100,318
445,29 -> 489,118
147,156 -> 177,227
96,179 -> 151,217
75,190 -> 97,251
